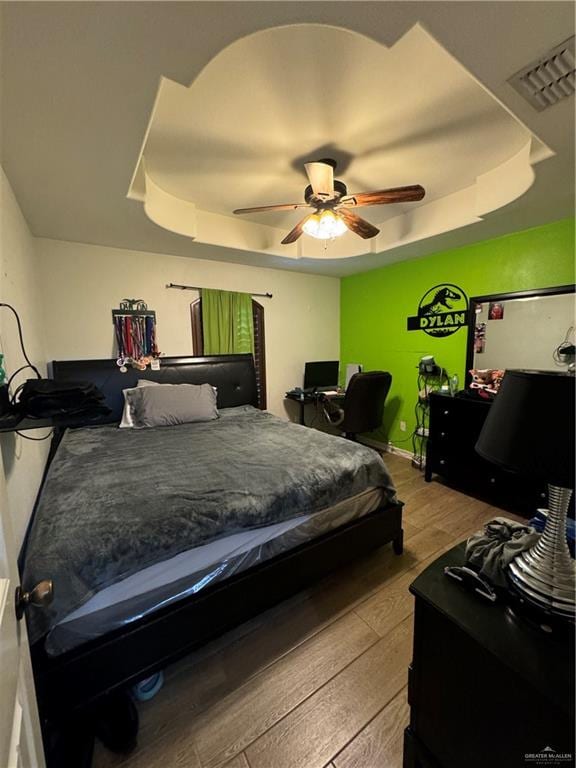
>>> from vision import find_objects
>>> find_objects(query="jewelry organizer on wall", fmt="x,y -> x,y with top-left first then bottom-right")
112,299 -> 159,371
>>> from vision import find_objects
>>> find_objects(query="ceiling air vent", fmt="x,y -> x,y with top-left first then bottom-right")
508,36 -> 575,111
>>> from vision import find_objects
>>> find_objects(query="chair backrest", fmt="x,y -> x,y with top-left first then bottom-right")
341,371 -> 392,434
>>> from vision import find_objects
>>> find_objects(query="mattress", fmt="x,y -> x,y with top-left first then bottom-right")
46,486 -> 384,655
23,405 -> 395,649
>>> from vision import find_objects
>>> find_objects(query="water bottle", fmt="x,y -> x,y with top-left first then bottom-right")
449,373 -> 459,396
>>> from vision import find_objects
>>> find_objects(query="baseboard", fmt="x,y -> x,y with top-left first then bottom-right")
387,444 -> 415,462
359,436 -> 414,462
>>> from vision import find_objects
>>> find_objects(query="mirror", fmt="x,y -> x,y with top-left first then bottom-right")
465,285 -> 575,384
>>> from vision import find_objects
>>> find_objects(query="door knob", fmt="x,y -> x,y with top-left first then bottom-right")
15,579 -> 54,620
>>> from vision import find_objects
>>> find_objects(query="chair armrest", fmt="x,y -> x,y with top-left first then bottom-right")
322,400 -> 345,426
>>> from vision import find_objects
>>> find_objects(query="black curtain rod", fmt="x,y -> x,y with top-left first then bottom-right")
166,282 -> 273,298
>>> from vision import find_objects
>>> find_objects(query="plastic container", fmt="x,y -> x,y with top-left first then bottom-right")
132,671 -> 164,701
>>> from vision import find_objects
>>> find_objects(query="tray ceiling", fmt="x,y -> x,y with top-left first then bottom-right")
128,24 -> 552,260
1,2 -> 574,275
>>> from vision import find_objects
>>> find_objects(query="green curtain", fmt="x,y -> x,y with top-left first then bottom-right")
201,289 -> 254,355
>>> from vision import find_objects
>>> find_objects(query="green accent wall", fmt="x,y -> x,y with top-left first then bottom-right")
340,218 -> 575,449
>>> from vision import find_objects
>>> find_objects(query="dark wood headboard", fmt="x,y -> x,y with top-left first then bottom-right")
49,354 -> 258,423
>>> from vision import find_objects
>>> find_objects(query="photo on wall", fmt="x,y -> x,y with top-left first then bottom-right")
488,302 -> 505,320
475,322 -> 486,353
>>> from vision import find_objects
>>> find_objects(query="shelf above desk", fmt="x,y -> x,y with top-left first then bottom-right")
0,414 -> 112,434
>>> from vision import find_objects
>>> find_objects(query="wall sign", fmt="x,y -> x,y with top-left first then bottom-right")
407,283 -> 469,337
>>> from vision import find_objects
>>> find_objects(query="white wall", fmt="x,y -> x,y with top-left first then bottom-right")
0,167 -> 50,548
37,238 -> 340,417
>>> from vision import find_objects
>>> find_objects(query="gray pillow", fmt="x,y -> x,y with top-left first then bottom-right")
119,379 -> 160,429
127,383 -> 218,428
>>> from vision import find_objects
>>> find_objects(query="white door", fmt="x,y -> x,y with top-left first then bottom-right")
0,458 -> 46,768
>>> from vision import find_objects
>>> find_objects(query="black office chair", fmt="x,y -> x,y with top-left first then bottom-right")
322,371 -> 392,440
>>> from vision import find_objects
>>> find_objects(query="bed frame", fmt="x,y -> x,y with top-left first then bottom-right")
25,354 -> 404,767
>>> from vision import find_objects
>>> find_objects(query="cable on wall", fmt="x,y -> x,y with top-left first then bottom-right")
0,303 -> 42,388
16,429 -> 54,441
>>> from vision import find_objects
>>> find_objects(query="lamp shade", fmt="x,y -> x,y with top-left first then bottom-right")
475,370 -> 575,487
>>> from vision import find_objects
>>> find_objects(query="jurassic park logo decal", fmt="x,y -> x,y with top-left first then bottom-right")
407,283 -> 469,337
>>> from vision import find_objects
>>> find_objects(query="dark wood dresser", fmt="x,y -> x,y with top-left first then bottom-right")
404,545 -> 575,768
425,391 -> 548,514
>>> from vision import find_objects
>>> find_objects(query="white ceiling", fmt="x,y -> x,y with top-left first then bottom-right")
1,2 -> 574,277
129,23 -> 549,261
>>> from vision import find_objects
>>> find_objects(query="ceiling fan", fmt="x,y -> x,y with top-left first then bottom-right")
233,159 -> 425,245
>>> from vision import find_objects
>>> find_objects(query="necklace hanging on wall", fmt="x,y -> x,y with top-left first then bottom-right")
112,299 -> 160,372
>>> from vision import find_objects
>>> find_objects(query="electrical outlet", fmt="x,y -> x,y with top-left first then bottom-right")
400,420 -> 407,432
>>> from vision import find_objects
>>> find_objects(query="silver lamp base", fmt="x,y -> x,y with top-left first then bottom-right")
508,485 -> 575,620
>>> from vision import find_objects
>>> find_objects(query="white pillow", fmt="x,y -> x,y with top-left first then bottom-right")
119,380 -> 159,428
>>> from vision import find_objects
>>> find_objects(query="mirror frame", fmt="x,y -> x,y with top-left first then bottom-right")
465,283 -> 575,386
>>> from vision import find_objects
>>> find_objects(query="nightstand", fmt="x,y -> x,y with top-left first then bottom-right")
404,544 -> 574,768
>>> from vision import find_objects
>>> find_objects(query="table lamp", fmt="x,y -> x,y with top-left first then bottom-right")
476,370 -> 575,621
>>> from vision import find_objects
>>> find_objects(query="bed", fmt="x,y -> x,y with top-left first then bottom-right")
21,354 -> 403,765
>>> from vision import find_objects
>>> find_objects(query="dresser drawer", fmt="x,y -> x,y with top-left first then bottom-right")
432,427 -> 480,450
426,448 -> 476,481
429,394 -> 490,445
428,452 -> 451,473
428,449 -> 549,512
425,393 -> 552,515
429,401 -> 458,426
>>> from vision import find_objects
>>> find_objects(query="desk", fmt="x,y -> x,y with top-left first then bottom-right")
285,391 -> 344,426
0,413 -> 112,433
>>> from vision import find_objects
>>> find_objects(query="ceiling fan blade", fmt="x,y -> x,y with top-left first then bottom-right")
281,214 -> 313,245
342,185 -> 426,207
233,203 -> 310,215
337,208 -> 380,240
304,161 -> 334,197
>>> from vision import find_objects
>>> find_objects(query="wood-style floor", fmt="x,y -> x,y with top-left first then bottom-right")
94,453 -> 518,768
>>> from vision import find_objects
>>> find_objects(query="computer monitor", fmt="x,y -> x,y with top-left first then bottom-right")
304,361 -> 339,390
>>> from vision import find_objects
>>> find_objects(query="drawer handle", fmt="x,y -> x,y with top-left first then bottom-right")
439,459 -> 446,466
15,579 -> 54,621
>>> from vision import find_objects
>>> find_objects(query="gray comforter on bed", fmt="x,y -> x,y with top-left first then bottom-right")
23,406 -> 396,643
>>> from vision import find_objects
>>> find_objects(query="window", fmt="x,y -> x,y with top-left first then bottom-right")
190,298 -> 267,409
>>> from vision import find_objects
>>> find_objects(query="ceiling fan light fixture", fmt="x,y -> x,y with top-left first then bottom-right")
302,210 -> 348,240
